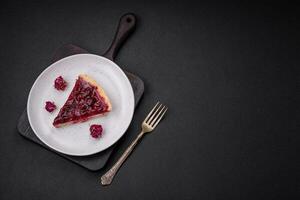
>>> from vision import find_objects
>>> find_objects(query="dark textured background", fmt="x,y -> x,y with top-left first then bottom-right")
0,1 -> 299,200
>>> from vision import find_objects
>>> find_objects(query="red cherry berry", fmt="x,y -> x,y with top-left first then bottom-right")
45,101 -> 56,112
54,76 -> 67,91
90,124 -> 103,138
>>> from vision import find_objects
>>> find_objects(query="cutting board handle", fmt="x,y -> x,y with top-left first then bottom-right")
103,13 -> 136,61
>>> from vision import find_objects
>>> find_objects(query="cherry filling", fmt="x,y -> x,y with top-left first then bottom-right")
45,101 -> 56,112
53,77 -> 109,127
90,124 -> 103,138
54,76 -> 67,91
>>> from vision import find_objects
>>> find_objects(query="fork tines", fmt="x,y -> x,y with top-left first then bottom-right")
144,102 -> 168,128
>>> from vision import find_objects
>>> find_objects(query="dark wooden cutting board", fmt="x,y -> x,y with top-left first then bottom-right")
17,44 -> 144,171
17,13 -> 144,171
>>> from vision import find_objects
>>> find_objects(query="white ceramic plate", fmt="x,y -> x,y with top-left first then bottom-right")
27,54 -> 134,156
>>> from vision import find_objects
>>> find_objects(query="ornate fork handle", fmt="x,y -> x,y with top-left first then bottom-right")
101,102 -> 167,186
101,131 -> 144,185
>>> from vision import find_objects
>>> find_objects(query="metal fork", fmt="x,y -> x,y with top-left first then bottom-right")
101,102 -> 168,185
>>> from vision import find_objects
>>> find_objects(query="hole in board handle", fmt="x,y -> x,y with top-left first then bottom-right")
126,17 -> 132,23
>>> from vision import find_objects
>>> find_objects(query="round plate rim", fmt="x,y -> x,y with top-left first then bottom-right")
27,53 -> 135,156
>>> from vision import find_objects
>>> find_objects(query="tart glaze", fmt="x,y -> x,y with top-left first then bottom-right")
53,76 -> 110,127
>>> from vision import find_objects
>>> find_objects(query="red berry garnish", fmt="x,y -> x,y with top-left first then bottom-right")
90,124 -> 103,138
45,101 -> 56,112
54,76 -> 67,90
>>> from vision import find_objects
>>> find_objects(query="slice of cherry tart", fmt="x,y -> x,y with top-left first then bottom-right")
53,74 -> 112,127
